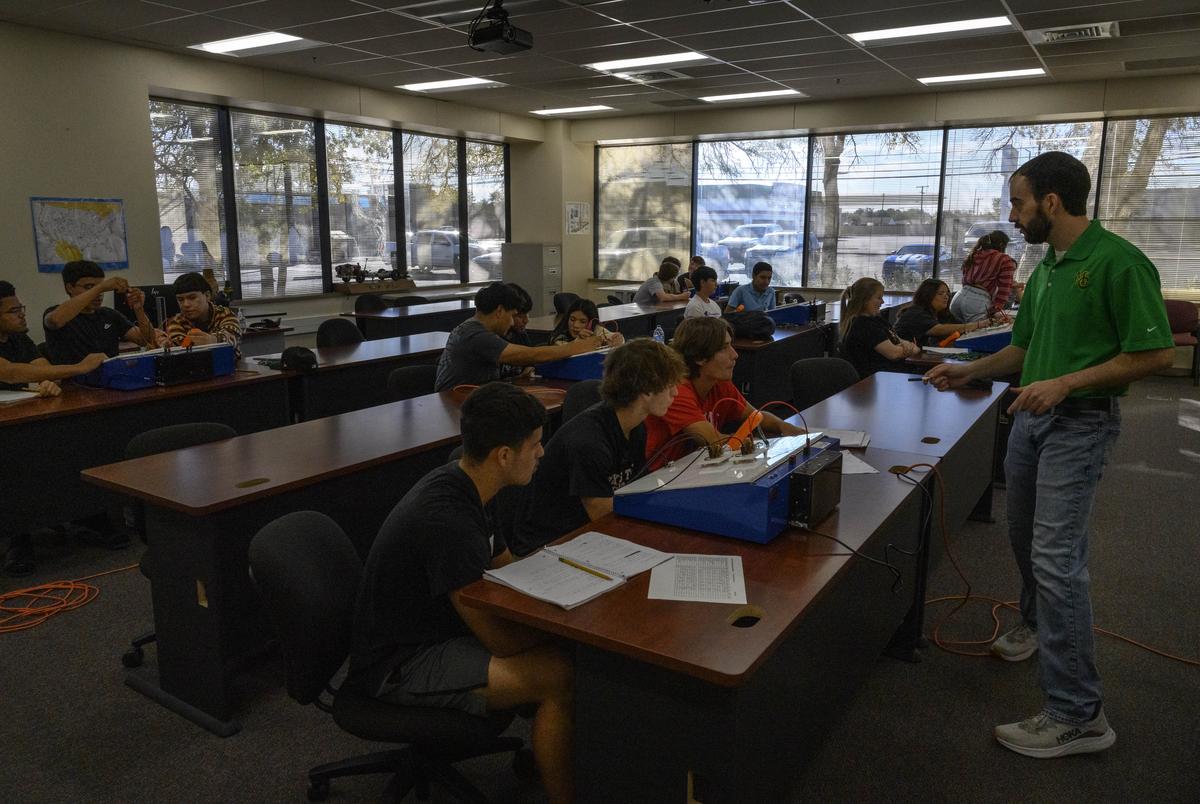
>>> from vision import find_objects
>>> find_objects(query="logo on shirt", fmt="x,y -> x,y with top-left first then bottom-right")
103,323 -> 113,330
1074,270 -> 1090,289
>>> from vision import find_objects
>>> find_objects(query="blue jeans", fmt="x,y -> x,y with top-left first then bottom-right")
1004,404 -> 1121,724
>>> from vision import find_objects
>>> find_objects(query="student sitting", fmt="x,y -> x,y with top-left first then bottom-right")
839,277 -> 919,378
683,266 -> 723,319
632,260 -> 690,305
645,316 -> 804,465
1,281 -> 105,396
726,261 -> 777,312
677,255 -> 704,292
500,283 -> 534,379
156,272 -> 243,356
895,279 -> 1000,347
435,282 -> 604,391
348,383 -> 574,804
511,339 -> 687,557
43,260 -> 155,364
549,298 -> 625,347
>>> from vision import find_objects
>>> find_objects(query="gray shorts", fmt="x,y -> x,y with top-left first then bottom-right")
376,636 -> 492,717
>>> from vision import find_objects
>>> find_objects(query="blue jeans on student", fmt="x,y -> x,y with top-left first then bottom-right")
1004,403 -> 1121,725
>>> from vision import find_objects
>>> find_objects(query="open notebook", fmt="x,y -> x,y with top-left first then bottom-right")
484,531 -> 671,610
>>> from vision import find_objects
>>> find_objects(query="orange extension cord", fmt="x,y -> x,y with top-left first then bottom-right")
910,464 -> 1198,668
0,563 -> 137,634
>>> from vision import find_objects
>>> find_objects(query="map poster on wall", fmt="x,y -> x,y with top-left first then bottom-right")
29,197 -> 129,272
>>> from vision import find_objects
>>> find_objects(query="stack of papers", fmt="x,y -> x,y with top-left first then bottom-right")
648,555 -> 747,604
0,389 -> 38,404
839,452 -> 879,475
816,429 -> 870,448
922,346 -> 970,355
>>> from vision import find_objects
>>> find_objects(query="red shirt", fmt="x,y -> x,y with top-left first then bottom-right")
644,379 -> 748,466
961,248 -> 1016,314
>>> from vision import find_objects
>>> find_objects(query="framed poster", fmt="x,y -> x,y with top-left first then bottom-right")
566,201 -> 591,236
30,197 -> 129,272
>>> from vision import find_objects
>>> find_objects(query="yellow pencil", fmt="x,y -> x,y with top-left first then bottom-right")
558,556 -> 613,581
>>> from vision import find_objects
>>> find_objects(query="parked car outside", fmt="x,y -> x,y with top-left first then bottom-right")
717,223 -> 782,266
743,230 -> 818,285
408,228 -> 484,275
882,243 -> 953,284
597,226 -> 687,279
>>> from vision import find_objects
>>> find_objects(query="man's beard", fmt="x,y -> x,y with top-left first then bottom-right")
1018,208 -> 1052,245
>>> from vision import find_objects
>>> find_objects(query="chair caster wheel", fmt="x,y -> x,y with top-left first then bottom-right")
513,747 -> 538,782
122,647 -> 144,668
306,779 -> 329,801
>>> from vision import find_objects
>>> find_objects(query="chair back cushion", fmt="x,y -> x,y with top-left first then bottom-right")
354,293 -> 388,314
553,292 -> 580,316
126,422 -> 236,459
317,317 -> 366,347
248,511 -> 362,704
790,357 -> 860,411
386,364 -> 438,401
1164,300 -> 1198,335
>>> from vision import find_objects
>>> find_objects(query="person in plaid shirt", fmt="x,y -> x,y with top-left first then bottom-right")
157,272 -> 242,357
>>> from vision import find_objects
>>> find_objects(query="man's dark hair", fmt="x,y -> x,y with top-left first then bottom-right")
475,282 -> 523,314
173,272 -> 210,296
656,261 -> 680,282
672,316 -> 733,377
0,281 -> 14,300
751,261 -> 773,278
601,338 -> 687,409
662,255 -> 682,268
692,266 -> 717,285
62,260 -> 104,286
1012,151 -> 1091,216
460,382 -> 547,462
505,282 -> 532,314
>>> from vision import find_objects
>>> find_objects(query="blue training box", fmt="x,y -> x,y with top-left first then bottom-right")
536,348 -> 609,381
955,324 -> 1012,354
768,301 -> 825,326
82,343 -> 236,390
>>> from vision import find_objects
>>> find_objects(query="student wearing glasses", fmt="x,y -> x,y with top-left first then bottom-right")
0,281 -> 104,396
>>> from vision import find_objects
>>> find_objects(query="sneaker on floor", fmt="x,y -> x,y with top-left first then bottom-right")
991,623 -> 1038,662
995,710 -> 1116,758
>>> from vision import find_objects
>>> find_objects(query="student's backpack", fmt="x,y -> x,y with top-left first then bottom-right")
723,310 -> 776,340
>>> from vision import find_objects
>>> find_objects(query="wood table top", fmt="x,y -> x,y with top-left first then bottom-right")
791,370 -> 1007,458
81,383 -> 568,515
0,366 -> 284,428
342,300 -> 474,319
248,332 -> 449,371
460,445 -> 931,687
732,325 -> 821,351
526,300 -> 689,333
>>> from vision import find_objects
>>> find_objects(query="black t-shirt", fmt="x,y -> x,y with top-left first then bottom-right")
841,315 -> 904,378
895,306 -> 960,346
348,463 -> 499,693
43,305 -> 134,365
0,332 -> 41,390
511,401 -> 646,557
434,318 -> 511,391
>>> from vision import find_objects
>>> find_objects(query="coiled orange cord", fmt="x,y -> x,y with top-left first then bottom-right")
0,563 -> 137,634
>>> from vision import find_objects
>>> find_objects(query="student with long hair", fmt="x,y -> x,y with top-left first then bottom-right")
549,298 -> 624,347
895,278 -> 999,346
951,230 -> 1016,323
839,277 -> 919,377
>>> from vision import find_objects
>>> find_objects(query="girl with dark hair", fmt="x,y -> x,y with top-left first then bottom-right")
839,277 -> 919,377
950,229 -> 1016,323
550,298 -> 624,347
895,279 -> 996,346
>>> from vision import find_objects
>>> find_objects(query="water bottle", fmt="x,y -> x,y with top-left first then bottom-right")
236,305 -> 247,332
652,325 -> 665,344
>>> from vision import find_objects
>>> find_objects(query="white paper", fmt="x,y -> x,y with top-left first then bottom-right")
818,429 -> 871,448
485,551 -> 622,609
0,389 -> 38,404
840,451 -> 879,475
545,531 -> 671,580
647,555 -> 747,604
921,346 -> 970,355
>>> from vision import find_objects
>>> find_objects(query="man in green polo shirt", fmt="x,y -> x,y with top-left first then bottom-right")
927,151 -> 1174,759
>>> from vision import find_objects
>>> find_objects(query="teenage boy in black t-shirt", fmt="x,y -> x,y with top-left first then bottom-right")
349,382 -> 574,804
43,260 -> 155,365
511,339 -> 687,556
0,281 -> 105,396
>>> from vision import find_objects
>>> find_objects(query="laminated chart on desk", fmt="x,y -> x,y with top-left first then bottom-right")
955,322 -> 1012,353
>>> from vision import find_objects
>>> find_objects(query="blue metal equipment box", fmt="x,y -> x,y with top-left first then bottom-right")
536,348 -> 610,381
83,343 -> 236,390
768,301 -> 826,327
955,323 -> 1012,353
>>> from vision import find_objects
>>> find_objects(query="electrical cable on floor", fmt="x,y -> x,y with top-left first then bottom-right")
0,563 -> 138,634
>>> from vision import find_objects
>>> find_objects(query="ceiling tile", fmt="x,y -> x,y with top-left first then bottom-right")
356,25 -> 468,55
118,12 -> 263,46
676,21 -> 830,52
210,0 -> 370,27
0,0 -> 89,21
867,30 -> 1032,59
706,35 -> 858,62
152,0 -> 266,10
242,44 -> 379,72
281,10 -> 436,43
18,0 -> 187,35
635,3 -> 811,37
536,26 -> 657,53
821,1 -> 1014,36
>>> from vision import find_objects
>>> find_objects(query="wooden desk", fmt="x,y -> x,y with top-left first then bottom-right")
732,326 -> 826,407
1,369 -> 290,539
382,287 -> 476,304
461,445 -> 932,802
343,300 -> 474,339
80,385 -> 567,736
525,300 -> 689,341
251,332 -> 449,420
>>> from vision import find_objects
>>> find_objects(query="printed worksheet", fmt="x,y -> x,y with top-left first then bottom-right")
647,554 -> 747,604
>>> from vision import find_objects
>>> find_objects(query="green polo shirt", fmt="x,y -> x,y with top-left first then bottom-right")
1011,220 -> 1172,397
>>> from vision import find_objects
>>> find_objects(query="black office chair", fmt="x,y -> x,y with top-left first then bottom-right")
317,317 -> 365,348
353,293 -> 389,338
561,379 -> 602,425
552,292 -> 579,317
789,357 -> 859,412
782,292 -> 806,304
248,511 -> 523,802
606,295 -> 623,306
121,422 -> 237,669
392,295 -> 430,307
386,364 -> 438,402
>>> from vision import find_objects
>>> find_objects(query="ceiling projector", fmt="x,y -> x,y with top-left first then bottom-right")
468,0 -> 532,55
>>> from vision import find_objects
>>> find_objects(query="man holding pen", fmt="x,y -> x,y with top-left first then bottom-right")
926,152 -> 1174,758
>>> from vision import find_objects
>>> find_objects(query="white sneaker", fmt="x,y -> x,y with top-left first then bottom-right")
995,710 -> 1116,758
991,623 -> 1038,662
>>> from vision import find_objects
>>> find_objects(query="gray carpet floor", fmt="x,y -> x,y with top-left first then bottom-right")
2,376 -> 1197,803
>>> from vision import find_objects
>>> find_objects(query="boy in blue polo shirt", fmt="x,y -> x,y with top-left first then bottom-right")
727,261 -> 776,312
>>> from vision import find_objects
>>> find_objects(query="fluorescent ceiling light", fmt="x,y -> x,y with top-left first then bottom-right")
190,32 -> 301,55
919,67 -> 1045,85
530,105 -> 614,116
590,52 -> 707,72
398,77 -> 499,91
177,137 -> 213,143
256,128 -> 306,136
700,89 -> 803,103
849,16 -> 1012,44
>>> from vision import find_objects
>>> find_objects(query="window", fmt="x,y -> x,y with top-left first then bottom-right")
465,141 -> 507,281
148,100 -> 228,288
940,122 -> 1103,289
596,144 -> 692,281
808,130 -> 943,292
230,112 -> 321,299
325,123 -> 395,285
403,133 -> 460,286
1098,116 -> 1200,293
695,138 -> 808,284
